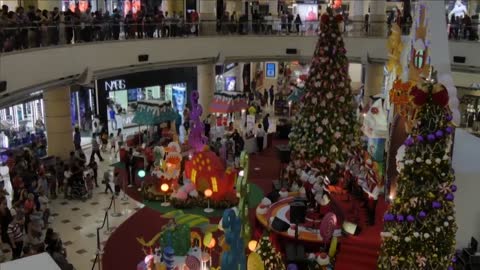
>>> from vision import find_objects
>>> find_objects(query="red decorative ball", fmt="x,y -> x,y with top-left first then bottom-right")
410,86 -> 428,106
432,86 -> 449,107
321,14 -> 330,24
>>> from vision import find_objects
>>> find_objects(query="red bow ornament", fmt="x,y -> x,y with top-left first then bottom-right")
410,82 -> 449,107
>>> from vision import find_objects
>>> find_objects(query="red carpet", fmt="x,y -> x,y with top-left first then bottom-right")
103,140 -> 285,270
102,207 -> 171,270
334,195 -> 389,270
103,139 -> 389,270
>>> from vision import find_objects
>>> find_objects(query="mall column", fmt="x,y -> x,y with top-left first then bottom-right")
349,0 -> 365,35
44,86 -> 73,160
368,0 -> 386,36
197,64 -> 215,120
364,62 -> 384,105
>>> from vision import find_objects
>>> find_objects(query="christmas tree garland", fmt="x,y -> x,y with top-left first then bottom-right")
289,8 -> 359,179
378,73 -> 457,269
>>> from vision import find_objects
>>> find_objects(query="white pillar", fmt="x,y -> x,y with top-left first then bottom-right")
197,64 -> 215,120
424,0 -> 459,126
369,0 -> 386,36
236,63 -> 244,92
364,62 -> 384,104
199,0 -> 216,35
349,0 -> 365,34
44,86 -> 73,160
268,0 -> 278,16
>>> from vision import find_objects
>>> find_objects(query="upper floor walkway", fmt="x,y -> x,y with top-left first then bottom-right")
0,20 -> 478,107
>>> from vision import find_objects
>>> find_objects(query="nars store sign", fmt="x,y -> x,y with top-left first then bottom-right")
105,79 -> 126,91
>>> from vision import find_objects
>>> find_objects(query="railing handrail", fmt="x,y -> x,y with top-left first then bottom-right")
91,194 -> 115,270
4,19 -> 479,30
0,18 -> 476,56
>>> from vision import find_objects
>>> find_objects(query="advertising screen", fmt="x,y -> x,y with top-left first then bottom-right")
265,62 -> 276,78
296,4 -> 318,22
127,89 -> 139,102
165,83 -> 187,113
225,77 -> 236,91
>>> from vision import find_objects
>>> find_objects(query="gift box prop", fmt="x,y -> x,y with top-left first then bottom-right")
184,149 -> 237,201
345,148 -> 382,198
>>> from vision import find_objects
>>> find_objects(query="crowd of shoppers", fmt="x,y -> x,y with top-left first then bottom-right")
0,3 -> 478,53
448,12 -> 479,41
0,149 -> 73,269
0,3 -> 200,52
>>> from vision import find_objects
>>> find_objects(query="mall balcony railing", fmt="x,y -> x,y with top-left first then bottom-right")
0,20 -> 476,54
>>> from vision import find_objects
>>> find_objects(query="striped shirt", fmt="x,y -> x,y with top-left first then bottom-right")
7,223 -> 23,242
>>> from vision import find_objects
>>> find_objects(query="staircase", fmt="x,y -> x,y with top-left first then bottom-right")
332,195 -> 389,270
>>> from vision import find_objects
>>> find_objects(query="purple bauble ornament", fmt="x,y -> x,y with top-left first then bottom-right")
451,185 -> 457,192
435,130 -> 444,138
417,135 -> 424,143
432,201 -> 442,209
287,264 -> 298,270
396,214 -> 405,222
427,134 -> 436,142
407,215 -> 415,222
404,137 -> 414,146
419,211 -> 427,219
452,256 -> 457,263
384,213 -> 395,222
445,126 -> 454,134
445,193 -> 454,201
446,115 -> 453,121
448,267 -> 454,270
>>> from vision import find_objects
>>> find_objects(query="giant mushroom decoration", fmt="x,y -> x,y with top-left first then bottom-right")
184,149 -> 237,201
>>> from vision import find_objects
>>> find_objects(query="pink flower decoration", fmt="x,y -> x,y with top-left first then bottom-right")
416,255 -> 427,268
390,256 -> 399,266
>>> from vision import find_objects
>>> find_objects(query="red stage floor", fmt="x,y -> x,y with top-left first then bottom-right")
102,139 -> 388,270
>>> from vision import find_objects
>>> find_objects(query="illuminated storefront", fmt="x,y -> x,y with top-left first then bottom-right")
96,67 -> 197,132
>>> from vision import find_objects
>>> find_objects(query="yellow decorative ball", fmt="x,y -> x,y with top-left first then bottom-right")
247,252 -> 265,270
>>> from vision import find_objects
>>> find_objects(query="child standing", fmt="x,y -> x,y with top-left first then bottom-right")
101,131 -> 109,152
113,171 -> 121,196
85,173 -> 94,199
109,133 -> 117,158
89,160 -> 99,187
103,170 -> 114,194
55,161 -> 65,195
38,191 -> 50,228
63,165 -> 72,199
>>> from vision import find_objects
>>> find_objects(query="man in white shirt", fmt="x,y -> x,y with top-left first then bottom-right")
256,124 -> 266,152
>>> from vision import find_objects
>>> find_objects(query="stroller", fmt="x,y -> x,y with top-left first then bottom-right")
70,174 -> 88,200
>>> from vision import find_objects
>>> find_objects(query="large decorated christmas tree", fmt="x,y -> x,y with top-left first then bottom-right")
289,8 -> 358,178
378,72 -> 457,269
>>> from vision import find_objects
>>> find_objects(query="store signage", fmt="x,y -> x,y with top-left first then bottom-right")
105,79 -> 127,91
265,62 -> 276,78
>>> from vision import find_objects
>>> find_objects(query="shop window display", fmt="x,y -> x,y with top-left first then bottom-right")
106,83 -> 186,132
0,99 -> 45,151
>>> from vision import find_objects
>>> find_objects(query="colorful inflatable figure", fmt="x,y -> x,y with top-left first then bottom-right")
221,208 -> 246,270
188,91 -> 208,152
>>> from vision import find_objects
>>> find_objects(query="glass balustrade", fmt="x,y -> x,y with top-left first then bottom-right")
0,19 -> 477,53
